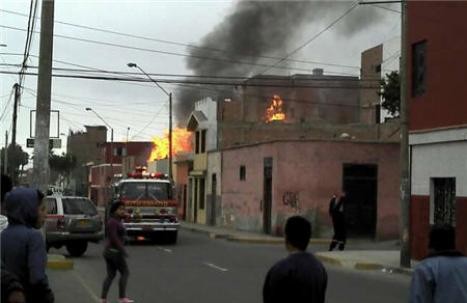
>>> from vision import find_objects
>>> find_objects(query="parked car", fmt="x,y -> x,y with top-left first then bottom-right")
45,195 -> 104,257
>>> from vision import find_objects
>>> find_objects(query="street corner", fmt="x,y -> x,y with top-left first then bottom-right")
47,254 -> 74,270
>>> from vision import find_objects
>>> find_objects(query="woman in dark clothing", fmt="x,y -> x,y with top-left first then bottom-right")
101,201 -> 133,303
328,192 -> 347,251
1,188 -> 54,303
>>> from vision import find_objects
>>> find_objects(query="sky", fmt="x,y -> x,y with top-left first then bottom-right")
0,0 -> 400,159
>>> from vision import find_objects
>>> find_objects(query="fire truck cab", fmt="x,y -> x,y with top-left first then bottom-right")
109,168 -> 179,244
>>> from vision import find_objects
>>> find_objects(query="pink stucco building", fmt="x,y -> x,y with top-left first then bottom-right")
221,140 -> 400,239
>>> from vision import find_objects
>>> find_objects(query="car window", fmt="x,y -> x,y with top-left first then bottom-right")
62,198 -> 97,216
45,197 -> 57,214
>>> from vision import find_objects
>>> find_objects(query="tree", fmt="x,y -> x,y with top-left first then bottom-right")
49,152 -> 77,189
1,144 -> 29,184
379,71 -> 400,117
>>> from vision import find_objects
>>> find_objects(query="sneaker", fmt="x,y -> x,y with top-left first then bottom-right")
119,298 -> 134,303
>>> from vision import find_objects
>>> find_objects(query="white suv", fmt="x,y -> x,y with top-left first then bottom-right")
45,195 -> 104,257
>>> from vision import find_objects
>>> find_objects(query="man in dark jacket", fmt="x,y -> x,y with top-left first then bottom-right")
1,188 -> 54,303
409,224 -> 467,303
329,191 -> 347,251
263,216 -> 327,303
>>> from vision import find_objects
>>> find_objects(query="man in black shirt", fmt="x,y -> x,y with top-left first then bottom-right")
263,216 -> 327,303
329,191 -> 347,251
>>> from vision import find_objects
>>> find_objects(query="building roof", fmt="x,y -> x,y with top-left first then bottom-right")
186,110 -> 208,131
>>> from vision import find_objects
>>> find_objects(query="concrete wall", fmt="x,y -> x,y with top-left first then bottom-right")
175,161 -> 191,219
408,2 -> 467,131
229,74 -> 361,126
410,129 -> 467,258
67,126 -> 107,195
220,120 -> 401,149
207,151 -> 222,226
221,140 -> 400,238
195,98 -> 218,152
360,44 -> 382,124
411,141 -> 467,197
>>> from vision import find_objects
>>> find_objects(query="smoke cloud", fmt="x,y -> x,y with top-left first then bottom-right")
175,0 -> 387,123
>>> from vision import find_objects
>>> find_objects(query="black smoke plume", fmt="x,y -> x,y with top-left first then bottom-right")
175,0 -> 387,123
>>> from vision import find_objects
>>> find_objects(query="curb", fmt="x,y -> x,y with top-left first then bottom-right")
315,254 -> 344,267
354,262 -> 384,271
227,236 -> 283,244
315,253 -> 414,276
47,254 -> 74,270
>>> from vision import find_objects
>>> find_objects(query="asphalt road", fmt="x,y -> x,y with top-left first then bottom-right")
48,230 -> 410,303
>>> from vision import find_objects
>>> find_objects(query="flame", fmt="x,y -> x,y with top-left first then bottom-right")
265,94 -> 286,123
148,128 -> 193,161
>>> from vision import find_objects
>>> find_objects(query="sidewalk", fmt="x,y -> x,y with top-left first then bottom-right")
181,221 -> 330,244
315,250 -> 416,276
181,221 -> 416,275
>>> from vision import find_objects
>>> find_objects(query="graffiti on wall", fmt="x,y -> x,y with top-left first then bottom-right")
282,191 -> 300,211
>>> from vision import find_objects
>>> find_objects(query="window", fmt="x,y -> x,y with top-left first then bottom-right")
412,40 -> 427,97
201,130 -> 207,153
239,165 -> 246,181
46,198 -> 57,214
114,147 -> 127,157
375,64 -> 381,73
120,182 -> 170,200
195,131 -> 200,154
62,198 -> 97,216
431,178 -> 456,226
199,178 -> 205,210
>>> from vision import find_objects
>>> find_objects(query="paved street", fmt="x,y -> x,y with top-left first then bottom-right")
48,230 -> 410,303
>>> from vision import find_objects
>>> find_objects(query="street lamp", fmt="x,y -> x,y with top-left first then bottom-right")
85,107 -> 114,179
127,62 -> 173,181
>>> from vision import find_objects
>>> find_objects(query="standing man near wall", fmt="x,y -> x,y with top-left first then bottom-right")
328,191 -> 347,251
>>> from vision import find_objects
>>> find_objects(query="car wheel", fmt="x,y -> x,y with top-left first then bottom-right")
167,231 -> 177,244
66,241 -> 88,257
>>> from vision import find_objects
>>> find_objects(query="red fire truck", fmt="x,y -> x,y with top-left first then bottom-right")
108,167 -> 179,243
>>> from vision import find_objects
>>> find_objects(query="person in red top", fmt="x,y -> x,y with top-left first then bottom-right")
100,202 -> 133,303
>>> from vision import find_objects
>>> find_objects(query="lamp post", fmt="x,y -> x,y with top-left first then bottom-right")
127,63 -> 173,182
85,107 -> 114,180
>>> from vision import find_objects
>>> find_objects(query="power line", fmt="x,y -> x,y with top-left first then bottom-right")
6,70 -> 382,109
21,88 -> 169,121
258,1 -> 359,75
19,0 -> 38,86
0,70 -> 382,89
0,87 -> 15,121
0,24 -> 358,75
1,63 -> 384,82
0,8 -> 362,70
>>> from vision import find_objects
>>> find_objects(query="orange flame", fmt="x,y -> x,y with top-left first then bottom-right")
148,128 -> 193,161
265,94 -> 286,123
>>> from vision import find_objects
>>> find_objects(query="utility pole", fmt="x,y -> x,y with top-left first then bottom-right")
32,0 -> 55,192
127,63 -> 173,181
169,93 -> 173,181
11,83 -> 20,147
399,0 -> 411,268
3,131 -> 8,174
